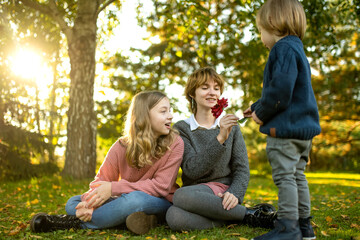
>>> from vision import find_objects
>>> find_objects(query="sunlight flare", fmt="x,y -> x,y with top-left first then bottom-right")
9,48 -> 53,86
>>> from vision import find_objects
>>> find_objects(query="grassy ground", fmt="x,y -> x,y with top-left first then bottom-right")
0,172 -> 359,239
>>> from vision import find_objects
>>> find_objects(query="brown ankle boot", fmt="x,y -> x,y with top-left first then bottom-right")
126,212 -> 157,235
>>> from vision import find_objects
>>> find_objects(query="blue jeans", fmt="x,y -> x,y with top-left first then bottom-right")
65,191 -> 172,229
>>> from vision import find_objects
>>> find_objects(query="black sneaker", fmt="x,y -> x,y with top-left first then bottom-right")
126,212 -> 157,235
251,218 -> 302,240
243,203 -> 277,229
30,213 -> 82,232
299,216 -> 316,240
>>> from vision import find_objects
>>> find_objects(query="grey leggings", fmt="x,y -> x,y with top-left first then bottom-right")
166,184 -> 247,231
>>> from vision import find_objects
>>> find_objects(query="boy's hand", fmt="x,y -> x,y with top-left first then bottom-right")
243,107 -> 252,118
252,112 -> 263,126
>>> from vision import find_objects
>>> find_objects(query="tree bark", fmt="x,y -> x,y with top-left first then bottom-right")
62,0 -> 98,179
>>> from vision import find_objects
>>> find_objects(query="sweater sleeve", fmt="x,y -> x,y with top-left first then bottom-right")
111,136 -> 184,199
225,126 -> 250,203
175,122 -> 227,180
253,44 -> 298,123
81,141 -> 122,201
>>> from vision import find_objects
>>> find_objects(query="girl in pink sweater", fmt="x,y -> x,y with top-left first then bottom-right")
30,91 -> 184,235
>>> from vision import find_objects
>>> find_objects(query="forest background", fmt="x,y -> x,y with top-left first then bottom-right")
0,0 -> 359,181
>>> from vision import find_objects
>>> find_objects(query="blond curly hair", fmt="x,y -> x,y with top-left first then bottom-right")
121,90 -> 177,169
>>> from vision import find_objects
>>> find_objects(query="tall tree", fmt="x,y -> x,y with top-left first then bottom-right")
12,0 -> 120,179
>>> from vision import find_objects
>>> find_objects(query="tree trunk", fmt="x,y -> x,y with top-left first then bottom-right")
62,2 -> 98,179
48,57 -> 59,163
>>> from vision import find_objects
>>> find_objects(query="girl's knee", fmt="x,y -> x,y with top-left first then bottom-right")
173,188 -> 188,206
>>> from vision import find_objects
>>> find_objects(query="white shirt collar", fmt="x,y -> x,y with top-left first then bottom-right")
184,112 -> 225,131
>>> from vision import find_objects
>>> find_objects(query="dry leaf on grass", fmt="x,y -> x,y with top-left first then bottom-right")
321,231 -> 330,236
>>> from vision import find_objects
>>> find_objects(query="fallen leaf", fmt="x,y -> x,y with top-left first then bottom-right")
351,223 -> 360,230
226,233 -> 242,236
321,231 -> 329,236
7,228 -> 21,236
325,216 -> 333,223
29,235 -> 43,239
341,215 -> 350,220
227,224 -> 238,229
311,221 -> 319,228
171,235 -> 177,240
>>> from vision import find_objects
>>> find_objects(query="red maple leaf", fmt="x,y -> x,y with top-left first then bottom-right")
211,98 -> 228,118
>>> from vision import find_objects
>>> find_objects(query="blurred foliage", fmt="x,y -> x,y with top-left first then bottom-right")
100,0 -> 359,172
0,1 -> 67,179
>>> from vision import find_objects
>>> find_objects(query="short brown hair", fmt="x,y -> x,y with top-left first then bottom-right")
256,0 -> 307,40
184,67 -> 225,114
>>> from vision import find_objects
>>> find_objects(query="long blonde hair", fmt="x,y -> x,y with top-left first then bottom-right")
256,0 -> 307,40
184,67 -> 225,114
122,90 -> 177,168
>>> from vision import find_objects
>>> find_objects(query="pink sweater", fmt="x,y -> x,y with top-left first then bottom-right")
82,135 -> 184,202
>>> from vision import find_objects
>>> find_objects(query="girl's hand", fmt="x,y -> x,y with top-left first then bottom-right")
218,192 -> 239,210
85,181 -> 112,208
217,114 -> 239,144
252,112 -> 263,126
75,201 -> 93,222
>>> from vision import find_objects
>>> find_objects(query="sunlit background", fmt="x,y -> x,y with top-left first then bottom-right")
3,0 -> 359,175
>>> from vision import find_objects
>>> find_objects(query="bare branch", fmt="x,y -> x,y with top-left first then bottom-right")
97,0 -> 118,16
47,0 -> 72,39
18,0 -> 52,15
19,0 -> 72,39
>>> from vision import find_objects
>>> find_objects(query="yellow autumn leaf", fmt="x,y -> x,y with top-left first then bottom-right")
52,185 -> 60,190
325,216 -> 333,222
175,50 -> 182,58
31,199 -> 39,205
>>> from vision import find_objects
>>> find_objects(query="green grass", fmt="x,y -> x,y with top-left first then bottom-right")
0,172 -> 359,239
